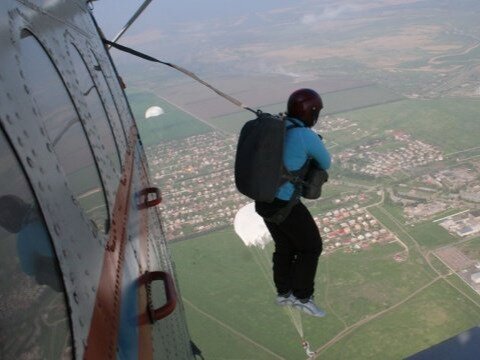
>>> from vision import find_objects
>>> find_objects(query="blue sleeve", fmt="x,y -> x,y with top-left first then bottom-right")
303,130 -> 331,170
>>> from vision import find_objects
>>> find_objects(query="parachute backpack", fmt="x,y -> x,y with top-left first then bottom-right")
234,112 -> 305,203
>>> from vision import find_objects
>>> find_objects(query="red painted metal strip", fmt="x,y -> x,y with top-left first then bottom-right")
84,127 -> 138,360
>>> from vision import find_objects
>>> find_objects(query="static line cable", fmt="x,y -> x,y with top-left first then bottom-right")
109,0 -> 154,46
102,39 -> 258,115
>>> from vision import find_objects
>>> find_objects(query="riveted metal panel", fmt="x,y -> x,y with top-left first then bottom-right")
1,1 -> 194,358
148,210 -> 194,359
0,2 -> 107,357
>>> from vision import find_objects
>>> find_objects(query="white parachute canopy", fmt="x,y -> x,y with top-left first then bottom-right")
145,106 -> 164,119
234,202 -> 272,249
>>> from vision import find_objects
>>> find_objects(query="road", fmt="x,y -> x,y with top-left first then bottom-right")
311,186 -> 480,359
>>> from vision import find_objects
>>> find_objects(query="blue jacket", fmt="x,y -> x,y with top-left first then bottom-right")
277,117 -> 331,200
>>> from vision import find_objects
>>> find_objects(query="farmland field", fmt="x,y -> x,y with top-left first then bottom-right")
341,98 -> 480,154
321,279 -> 480,360
206,84 -> 404,134
127,90 -> 212,146
171,226 -> 480,359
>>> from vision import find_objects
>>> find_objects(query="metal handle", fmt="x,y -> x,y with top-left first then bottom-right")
136,187 -> 162,210
138,271 -> 177,325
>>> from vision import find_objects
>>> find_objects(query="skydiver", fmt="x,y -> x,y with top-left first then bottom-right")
0,195 -> 62,292
255,89 -> 331,317
302,340 -> 316,357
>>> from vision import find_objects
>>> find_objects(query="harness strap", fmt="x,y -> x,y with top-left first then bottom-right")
264,122 -> 311,224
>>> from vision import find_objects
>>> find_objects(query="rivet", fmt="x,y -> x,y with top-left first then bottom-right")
26,156 -> 34,168
17,137 -> 23,147
73,292 -> 79,304
5,115 -> 12,124
46,143 -> 53,152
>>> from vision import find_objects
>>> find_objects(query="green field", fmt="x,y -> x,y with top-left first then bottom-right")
341,98 -> 480,154
206,84 -> 404,134
408,221 -> 458,250
127,90 -> 212,146
321,280 -> 480,359
370,202 -> 459,250
171,226 -> 480,359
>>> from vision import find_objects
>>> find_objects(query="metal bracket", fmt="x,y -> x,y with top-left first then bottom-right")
138,271 -> 177,325
136,187 -> 161,210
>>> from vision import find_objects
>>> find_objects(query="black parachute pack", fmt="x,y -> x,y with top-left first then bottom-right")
234,112 -> 307,203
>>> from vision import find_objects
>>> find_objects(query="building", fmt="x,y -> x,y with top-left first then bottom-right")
471,272 -> 480,284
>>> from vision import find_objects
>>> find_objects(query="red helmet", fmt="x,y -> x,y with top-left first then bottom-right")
287,88 -> 323,127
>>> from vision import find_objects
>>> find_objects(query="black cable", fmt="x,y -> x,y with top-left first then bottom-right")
102,39 -> 258,116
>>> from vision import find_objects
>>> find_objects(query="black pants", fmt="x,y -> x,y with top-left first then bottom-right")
256,200 -> 322,299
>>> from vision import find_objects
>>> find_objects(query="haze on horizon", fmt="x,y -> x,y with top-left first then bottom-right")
93,0 -> 480,97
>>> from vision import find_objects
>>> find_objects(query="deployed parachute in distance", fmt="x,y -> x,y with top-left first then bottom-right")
145,106 -> 164,119
234,202 -> 272,249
